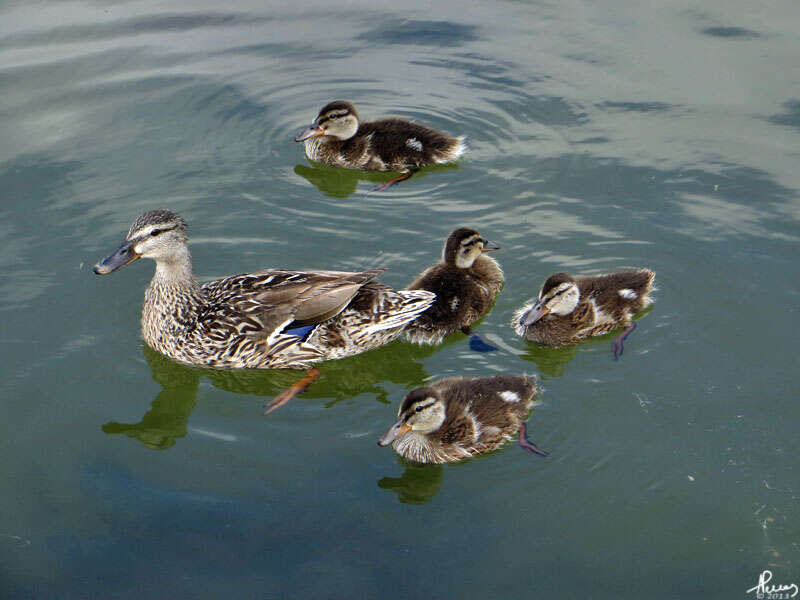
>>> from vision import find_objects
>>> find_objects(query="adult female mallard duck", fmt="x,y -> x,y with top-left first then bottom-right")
377,374 -> 548,464
93,210 -> 436,407
512,269 -> 655,359
295,100 -> 465,190
403,228 -> 503,350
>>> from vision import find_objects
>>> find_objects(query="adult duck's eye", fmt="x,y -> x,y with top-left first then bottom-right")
150,229 -> 161,237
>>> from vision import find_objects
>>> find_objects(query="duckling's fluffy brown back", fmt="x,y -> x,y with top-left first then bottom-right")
404,254 -> 504,344
433,374 -> 537,443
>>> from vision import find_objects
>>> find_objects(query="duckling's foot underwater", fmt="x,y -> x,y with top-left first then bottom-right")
518,421 -> 549,457
367,168 -> 417,194
263,368 -> 321,415
611,322 -> 637,361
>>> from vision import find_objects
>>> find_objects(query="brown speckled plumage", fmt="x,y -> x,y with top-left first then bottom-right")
404,228 -> 504,344
95,210 -> 435,369
379,374 -> 539,464
297,101 -> 465,172
513,270 -> 655,346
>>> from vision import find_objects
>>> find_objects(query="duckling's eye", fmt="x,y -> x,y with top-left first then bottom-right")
150,229 -> 162,237
415,406 -> 423,412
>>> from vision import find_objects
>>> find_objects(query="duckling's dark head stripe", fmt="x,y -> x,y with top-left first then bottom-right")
400,388 -> 436,414
541,272 -> 574,296
444,227 -> 480,259
403,401 -> 436,420
317,100 -> 356,123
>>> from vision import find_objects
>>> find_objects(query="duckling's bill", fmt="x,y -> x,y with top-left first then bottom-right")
377,419 -> 411,446
481,239 -> 500,251
295,125 -> 324,142
521,303 -> 550,325
93,240 -> 140,274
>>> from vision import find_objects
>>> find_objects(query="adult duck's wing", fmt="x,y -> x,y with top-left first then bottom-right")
201,268 -> 386,339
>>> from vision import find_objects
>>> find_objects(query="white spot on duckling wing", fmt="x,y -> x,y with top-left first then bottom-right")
499,391 -> 520,403
406,138 -> 423,151
450,297 -> 459,311
619,289 -> 638,299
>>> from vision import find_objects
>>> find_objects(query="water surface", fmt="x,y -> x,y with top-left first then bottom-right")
1,1 -> 799,598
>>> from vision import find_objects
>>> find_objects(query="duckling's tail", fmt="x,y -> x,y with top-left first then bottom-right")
452,136 -> 467,160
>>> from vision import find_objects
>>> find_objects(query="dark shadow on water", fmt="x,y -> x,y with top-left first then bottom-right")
378,461 -> 443,505
701,26 -> 763,39
293,162 -> 457,198
768,99 -> 800,130
356,19 -> 479,47
598,101 -> 674,113
103,341 -> 441,450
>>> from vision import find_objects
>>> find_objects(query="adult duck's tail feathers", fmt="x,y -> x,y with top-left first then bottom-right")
365,290 -> 436,333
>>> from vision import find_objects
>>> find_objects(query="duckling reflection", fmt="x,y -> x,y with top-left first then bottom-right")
378,462 -> 443,505
103,341 -> 438,449
518,343 -> 581,378
293,162 -> 454,198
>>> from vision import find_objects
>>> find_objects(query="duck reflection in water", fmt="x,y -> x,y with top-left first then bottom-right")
294,162 -> 457,198
103,341 -> 437,450
378,461 -> 443,505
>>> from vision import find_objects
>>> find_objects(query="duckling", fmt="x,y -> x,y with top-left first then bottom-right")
295,100 -> 465,190
404,228 -> 503,349
377,374 -> 547,464
93,210 -> 436,408
512,269 -> 655,359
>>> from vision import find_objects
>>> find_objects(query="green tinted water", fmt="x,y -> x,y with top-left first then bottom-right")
2,2 -> 799,598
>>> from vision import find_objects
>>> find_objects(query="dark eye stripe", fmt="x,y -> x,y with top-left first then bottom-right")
141,224 -> 178,240
405,401 -> 435,418
318,111 -> 349,124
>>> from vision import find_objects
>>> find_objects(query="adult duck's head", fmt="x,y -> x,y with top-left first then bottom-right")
94,209 -> 188,275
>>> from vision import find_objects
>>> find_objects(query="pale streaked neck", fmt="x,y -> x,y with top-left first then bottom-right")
151,245 -> 198,289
